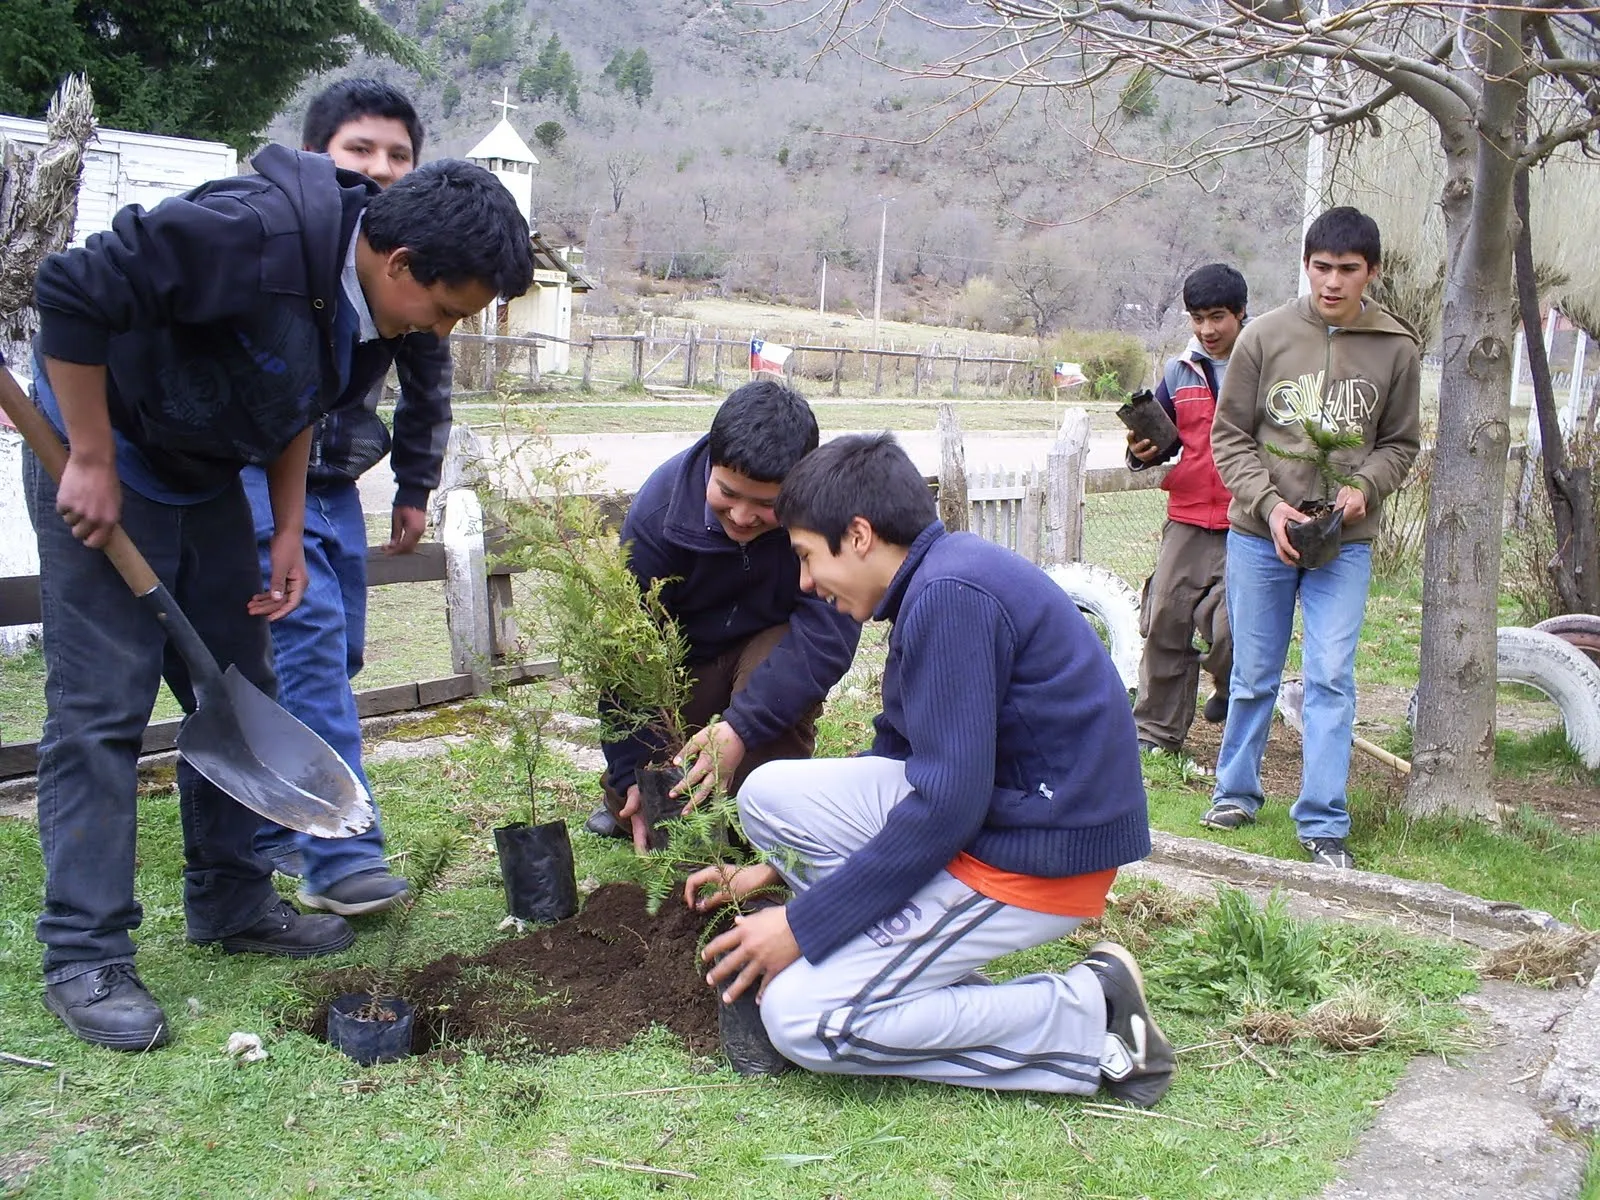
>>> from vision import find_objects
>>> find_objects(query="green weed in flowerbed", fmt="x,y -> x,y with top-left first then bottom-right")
0,731 -> 1481,1200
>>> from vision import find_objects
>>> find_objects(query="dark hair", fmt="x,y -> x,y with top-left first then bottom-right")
302,78 -> 424,159
363,160 -> 535,298
1304,206 -> 1382,267
1183,263 -> 1247,316
776,432 -> 937,552
708,379 -> 820,482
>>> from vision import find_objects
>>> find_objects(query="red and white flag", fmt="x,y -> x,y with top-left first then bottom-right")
1053,360 -> 1087,389
750,337 -> 792,374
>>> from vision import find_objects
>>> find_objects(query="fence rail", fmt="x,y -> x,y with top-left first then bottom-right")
444,329 -> 1049,401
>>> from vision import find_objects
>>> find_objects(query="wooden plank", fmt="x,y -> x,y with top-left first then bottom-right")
2,660 -> 561,780
365,542 -> 448,586
966,485 -> 1028,502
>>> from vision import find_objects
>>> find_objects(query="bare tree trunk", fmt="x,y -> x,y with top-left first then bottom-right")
1513,155 -> 1598,613
1407,20 -> 1521,819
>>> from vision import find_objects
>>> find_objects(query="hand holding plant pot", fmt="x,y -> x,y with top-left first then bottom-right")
1264,415 -> 1364,570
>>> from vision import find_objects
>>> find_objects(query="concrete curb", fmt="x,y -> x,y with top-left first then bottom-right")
1147,830 -> 1571,938
1538,966 -> 1600,1131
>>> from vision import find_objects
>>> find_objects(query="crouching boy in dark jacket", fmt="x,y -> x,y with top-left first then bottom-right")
591,379 -> 861,849
689,433 -> 1175,1106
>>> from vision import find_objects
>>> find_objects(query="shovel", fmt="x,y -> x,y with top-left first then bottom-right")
1276,678 -> 1411,776
0,366 -> 374,837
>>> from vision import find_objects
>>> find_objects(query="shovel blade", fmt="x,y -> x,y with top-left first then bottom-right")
176,666 -> 374,839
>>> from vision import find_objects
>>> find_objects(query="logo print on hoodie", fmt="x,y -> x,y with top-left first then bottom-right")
1265,371 -> 1378,433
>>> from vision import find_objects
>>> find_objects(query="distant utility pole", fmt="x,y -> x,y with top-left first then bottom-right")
819,255 -> 827,315
873,195 -> 896,348
1299,0 -> 1333,298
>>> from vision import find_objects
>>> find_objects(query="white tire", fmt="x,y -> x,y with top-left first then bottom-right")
1493,626 -> 1600,769
1533,612 -> 1600,669
1045,562 -> 1143,690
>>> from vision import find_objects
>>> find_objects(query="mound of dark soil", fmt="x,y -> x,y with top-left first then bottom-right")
299,883 -> 721,1059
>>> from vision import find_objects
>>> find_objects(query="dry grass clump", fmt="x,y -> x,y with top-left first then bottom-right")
1301,989 -> 1392,1051
1479,930 -> 1600,988
1236,1006 -> 1302,1046
1236,987 -> 1404,1052
1068,881 -> 1209,952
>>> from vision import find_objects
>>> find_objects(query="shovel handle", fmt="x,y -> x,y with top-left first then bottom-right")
0,362 -> 160,597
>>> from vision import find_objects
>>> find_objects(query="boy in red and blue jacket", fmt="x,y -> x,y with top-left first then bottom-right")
1127,264 -> 1247,755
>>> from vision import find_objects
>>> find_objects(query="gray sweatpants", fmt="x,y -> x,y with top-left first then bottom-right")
741,756 -> 1108,1093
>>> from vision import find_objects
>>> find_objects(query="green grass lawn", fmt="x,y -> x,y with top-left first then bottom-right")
0,729 -> 1482,1200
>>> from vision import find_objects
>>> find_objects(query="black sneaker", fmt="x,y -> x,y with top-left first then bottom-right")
1081,942 -> 1176,1108
1137,740 -> 1167,756
44,963 -> 170,1052
1202,691 -> 1229,724
1301,837 -> 1356,869
298,869 -> 410,917
1200,801 -> 1255,830
197,899 -> 355,958
584,806 -> 628,839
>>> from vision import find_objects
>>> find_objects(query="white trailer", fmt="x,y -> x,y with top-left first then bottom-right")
0,116 -> 237,246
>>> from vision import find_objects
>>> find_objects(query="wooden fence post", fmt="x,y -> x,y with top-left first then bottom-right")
952,354 -> 962,397
712,332 -> 724,389
937,403 -> 970,532
486,573 -> 518,664
581,339 -> 595,389
832,349 -> 844,397
442,488 -> 492,692
684,327 -> 698,388
632,334 -> 645,382
1019,470 -> 1045,564
1045,407 -> 1090,564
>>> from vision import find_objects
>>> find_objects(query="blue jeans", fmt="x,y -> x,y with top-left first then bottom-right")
24,452 -> 280,983
243,470 -> 386,893
1212,531 -> 1372,840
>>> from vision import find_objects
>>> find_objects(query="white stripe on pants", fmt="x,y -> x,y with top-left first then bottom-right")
740,756 -> 1107,1093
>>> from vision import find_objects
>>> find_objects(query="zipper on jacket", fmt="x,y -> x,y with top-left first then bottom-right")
740,543 -> 750,571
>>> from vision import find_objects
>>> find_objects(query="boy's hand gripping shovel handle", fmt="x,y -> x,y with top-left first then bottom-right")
0,367 -> 158,598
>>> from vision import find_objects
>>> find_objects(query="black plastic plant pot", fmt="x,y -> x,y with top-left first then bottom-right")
1287,500 -> 1345,570
494,820 -> 579,924
635,765 -> 686,851
717,988 -> 792,1077
1115,390 -> 1180,457
326,993 -> 414,1066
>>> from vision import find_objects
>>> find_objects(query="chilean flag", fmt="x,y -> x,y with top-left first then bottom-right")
750,337 -> 792,375
1053,360 -> 1087,389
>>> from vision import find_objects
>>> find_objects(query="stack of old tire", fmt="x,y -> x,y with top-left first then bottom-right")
1500,615 -> 1600,769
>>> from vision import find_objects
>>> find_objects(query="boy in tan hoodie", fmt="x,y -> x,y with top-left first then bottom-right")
1202,207 -> 1420,869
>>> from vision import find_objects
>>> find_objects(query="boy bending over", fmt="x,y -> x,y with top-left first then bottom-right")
689,433 -> 1174,1105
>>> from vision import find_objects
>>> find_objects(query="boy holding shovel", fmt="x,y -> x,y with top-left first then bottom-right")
23,151 -> 532,1050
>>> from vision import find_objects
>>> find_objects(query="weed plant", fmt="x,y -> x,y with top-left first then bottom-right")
1153,887 -> 1330,1013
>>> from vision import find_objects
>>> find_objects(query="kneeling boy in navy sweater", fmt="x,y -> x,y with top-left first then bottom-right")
689,432 -> 1174,1104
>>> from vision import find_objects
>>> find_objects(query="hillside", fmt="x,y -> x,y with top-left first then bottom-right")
265,0 -> 1306,342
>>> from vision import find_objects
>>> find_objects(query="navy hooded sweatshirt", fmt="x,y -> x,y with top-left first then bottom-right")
785,522 -> 1151,964
601,436 -> 861,794
33,145 -> 390,492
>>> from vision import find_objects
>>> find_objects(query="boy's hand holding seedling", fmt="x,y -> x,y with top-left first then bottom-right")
1125,430 -> 1164,464
673,719 -> 745,809
1267,500 -> 1309,565
701,899 -> 800,1003
683,862 -> 780,912
1334,484 -> 1367,524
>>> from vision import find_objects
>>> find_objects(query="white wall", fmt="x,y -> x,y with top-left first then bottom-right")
1,366 -> 40,656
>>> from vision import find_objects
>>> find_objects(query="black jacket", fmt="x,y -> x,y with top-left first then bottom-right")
600,437 -> 861,793
33,145 -> 389,492
307,332 -> 453,510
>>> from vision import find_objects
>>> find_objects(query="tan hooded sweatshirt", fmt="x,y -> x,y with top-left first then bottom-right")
1211,294 -> 1422,544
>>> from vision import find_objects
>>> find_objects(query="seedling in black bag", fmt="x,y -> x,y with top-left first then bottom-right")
1265,412 -> 1364,569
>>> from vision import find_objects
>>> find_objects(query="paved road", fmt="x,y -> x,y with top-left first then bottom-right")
357,428 -> 1132,512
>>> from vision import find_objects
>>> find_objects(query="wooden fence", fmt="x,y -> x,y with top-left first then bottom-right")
446,329 -> 1046,400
